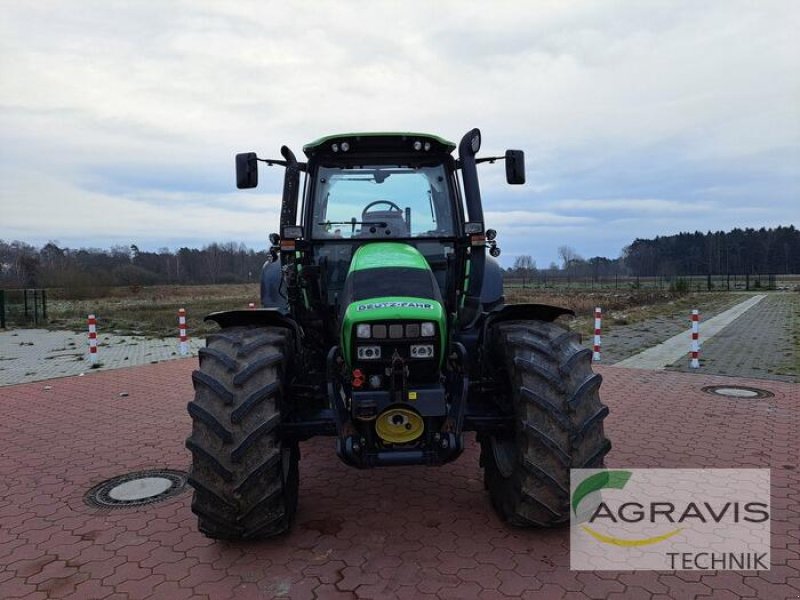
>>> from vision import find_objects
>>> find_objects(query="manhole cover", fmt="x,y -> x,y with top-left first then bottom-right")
85,469 -> 187,508
701,385 -> 774,399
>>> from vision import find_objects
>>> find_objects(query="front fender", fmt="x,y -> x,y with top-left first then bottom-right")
204,309 -> 302,352
486,303 -> 574,325
482,302 -> 574,346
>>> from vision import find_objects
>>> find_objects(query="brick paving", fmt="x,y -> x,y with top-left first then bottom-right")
0,360 -> 798,599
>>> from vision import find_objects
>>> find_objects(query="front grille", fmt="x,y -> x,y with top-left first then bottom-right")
352,321 -> 440,382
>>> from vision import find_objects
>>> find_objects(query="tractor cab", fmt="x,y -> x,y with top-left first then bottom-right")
301,133 -> 462,315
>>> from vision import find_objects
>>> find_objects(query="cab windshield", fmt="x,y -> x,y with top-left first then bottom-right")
311,164 -> 455,239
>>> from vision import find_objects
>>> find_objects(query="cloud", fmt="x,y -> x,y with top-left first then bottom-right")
1,0 -> 798,265
0,168 -> 282,250
548,198 -> 718,214
485,210 -> 593,228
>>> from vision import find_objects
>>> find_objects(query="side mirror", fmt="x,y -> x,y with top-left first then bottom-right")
236,152 -> 258,189
505,149 -> 525,185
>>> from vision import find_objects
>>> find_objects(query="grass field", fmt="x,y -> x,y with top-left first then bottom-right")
506,287 -> 750,340
34,283 -> 755,341
45,284 -> 260,338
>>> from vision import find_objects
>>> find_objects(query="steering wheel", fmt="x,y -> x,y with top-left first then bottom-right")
361,200 -> 402,220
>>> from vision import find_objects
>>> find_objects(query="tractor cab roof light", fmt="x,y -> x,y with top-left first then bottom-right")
464,222 -> 484,235
282,226 -> 304,239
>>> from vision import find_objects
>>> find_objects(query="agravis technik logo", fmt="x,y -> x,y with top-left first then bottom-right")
572,470 -> 683,547
570,469 -> 770,571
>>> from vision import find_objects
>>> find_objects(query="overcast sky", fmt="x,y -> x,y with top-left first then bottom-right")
1,1 -> 798,266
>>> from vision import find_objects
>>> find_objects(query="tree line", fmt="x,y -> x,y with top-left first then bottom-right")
509,226 -> 798,281
2,225 -> 797,291
0,240 -> 271,289
622,226 -> 799,277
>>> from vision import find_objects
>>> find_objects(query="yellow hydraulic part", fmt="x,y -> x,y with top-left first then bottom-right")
375,407 -> 424,444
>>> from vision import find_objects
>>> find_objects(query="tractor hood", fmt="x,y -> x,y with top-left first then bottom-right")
340,243 -> 446,362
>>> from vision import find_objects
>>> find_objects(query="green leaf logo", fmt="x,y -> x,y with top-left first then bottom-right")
572,470 -> 632,515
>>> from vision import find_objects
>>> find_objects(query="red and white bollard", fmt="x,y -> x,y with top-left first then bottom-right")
88,314 -> 98,364
690,309 -> 700,368
178,308 -> 188,356
593,307 -> 602,362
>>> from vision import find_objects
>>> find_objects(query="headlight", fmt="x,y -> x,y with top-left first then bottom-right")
356,324 -> 371,338
420,322 -> 435,337
410,344 -> 435,358
357,346 -> 382,360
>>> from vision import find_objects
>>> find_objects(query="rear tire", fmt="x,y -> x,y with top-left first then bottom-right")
186,326 -> 298,539
481,320 -> 611,526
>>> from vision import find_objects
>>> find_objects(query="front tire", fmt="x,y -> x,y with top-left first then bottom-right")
482,320 -> 611,526
186,326 -> 298,539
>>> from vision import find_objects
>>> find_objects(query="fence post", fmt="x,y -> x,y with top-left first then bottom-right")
88,314 -> 98,364
0,290 -> 5,329
41,289 -> 47,321
593,307 -> 602,362
690,309 -> 700,368
24,290 -> 29,321
178,308 -> 188,356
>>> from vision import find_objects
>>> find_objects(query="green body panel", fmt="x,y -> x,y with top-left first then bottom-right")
304,132 -> 456,155
341,243 -> 447,366
348,242 -> 430,272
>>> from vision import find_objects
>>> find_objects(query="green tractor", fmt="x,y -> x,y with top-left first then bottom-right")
186,129 -> 610,539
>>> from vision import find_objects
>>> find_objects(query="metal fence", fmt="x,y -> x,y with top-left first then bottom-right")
0,289 -> 48,328
503,273 -> 786,292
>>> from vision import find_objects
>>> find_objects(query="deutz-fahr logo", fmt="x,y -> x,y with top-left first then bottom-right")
357,302 -> 433,311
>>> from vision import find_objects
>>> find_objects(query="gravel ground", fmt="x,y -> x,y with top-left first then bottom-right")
666,292 -> 799,382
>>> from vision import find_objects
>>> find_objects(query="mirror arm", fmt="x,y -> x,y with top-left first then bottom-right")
256,157 -> 308,171
257,157 -> 289,167
474,155 -> 506,165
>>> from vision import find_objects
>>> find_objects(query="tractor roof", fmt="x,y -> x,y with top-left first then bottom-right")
303,132 -> 456,158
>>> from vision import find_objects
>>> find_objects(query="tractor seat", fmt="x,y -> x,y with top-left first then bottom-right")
360,211 -> 409,237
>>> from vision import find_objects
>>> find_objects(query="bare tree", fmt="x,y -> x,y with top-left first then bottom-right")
513,254 -> 536,288
557,245 -> 577,269
557,245 -> 585,283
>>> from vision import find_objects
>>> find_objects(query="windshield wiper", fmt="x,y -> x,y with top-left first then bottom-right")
319,221 -> 387,227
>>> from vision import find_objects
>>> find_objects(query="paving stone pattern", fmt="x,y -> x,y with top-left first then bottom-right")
0,329 -> 204,386
585,295 -> 745,364
0,360 -> 797,599
667,293 -> 799,382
